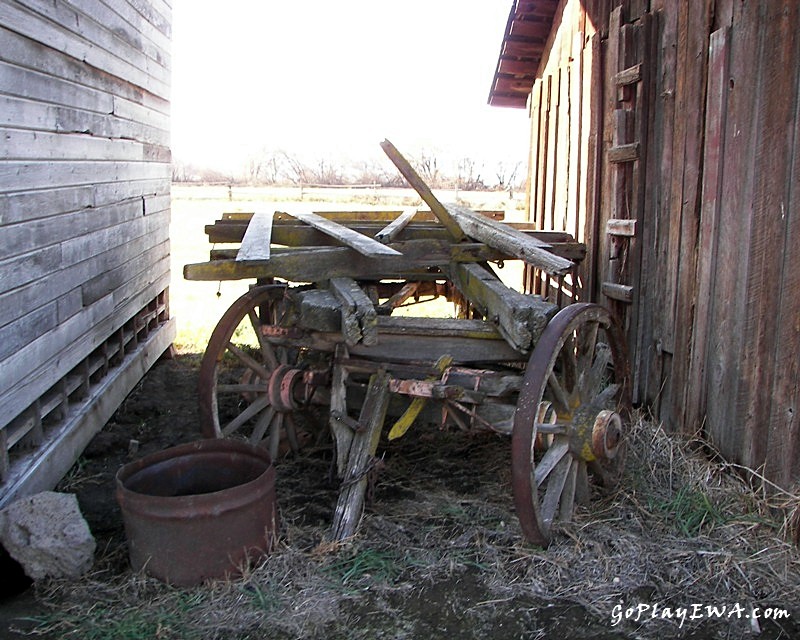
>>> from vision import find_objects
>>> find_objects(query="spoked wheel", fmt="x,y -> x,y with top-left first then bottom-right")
512,303 -> 631,546
198,285 -> 331,461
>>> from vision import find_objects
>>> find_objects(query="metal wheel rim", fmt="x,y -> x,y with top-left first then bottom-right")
511,303 -> 631,546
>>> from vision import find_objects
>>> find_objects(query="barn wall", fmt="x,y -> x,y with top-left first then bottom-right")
0,0 -> 175,504
520,0 -> 800,489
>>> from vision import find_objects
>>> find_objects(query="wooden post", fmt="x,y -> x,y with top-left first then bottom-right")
330,370 -> 391,541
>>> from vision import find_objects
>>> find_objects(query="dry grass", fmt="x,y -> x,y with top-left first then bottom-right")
22,413 -> 800,640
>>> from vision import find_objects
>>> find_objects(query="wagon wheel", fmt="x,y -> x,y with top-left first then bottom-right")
198,285 -> 331,461
512,303 -> 631,546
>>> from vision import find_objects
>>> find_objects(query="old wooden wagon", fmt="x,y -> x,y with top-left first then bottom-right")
183,141 -> 631,547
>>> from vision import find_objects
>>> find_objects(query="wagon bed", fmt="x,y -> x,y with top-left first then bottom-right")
183,140 -> 631,546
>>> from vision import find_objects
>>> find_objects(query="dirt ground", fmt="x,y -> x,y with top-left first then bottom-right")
1,352 -> 799,640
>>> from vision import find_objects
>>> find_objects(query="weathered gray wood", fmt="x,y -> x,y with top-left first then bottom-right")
443,204 -> 574,276
0,317 -> 175,509
330,370 -> 391,541
605,219 -> 637,237
374,208 -> 417,243
279,208 -> 403,257
449,263 -> 557,351
379,139 -> 465,241
236,211 -> 273,261
328,278 -> 378,346
607,142 -> 640,163
0,272 -> 170,429
601,282 -> 633,303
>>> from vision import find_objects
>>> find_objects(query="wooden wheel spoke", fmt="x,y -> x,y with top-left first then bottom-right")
249,406 -> 276,444
248,309 -> 280,370
268,412 -> 284,461
226,342 -> 272,380
535,421 -> 569,436
547,372 -> 572,413
558,459 -> 579,522
594,382 -> 621,409
575,460 -> 590,504
534,439 -> 569,486
540,453 -> 572,526
577,321 -> 600,370
580,343 -> 612,399
217,383 -> 266,394
285,414 -> 300,453
513,303 -> 630,546
560,335 -> 579,394
222,394 -> 271,436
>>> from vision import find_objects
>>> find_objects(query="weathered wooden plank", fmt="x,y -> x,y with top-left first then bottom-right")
605,219 -> 637,236
703,0 -> 761,458
444,204 -> 575,276
684,27 -> 730,436
328,278 -> 378,347
765,30 -> 800,488
279,208 -> 402,258
0,96 -> 169,146
0,316 -> 175,508
0,25 -> 169,114
667,0 -> 715,433
737,1 -> 798,471
330,370 -> 391,541
607,142 -> 640,163
614,63 -> 642,86
0,0 -> 169,97
0,198 -> 144,262
526,80 -> 543,225
374,208 -> 417,243
379,139 -> 465,241
81,239 -> 170,306
0,302 -> 58,361
601,282 -> 633,303
0,160 -> 169,192
449,263 -> 557,351
236,211 -> 273,261
186,240 -> 507,283
0,273 -> 170,428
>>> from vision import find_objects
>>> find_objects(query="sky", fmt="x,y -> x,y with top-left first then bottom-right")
170,0 -> 531,176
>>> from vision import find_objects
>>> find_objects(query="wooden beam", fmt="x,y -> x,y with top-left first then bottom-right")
606,219 -> 637,236
608,142 -> 640,163
379,139 -> 466,241
328,278 -> 378,347
236,211 -> 273,261
330,370 -> 391,540
279,208 -> 403,257
601,282 -> 633,303
444,203 -> 575,276
614,64 -> 642,86
449,263 -> 557,351
374,208 -> 418,243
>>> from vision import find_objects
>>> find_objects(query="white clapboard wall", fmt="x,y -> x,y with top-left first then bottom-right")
0,0 -> 175,504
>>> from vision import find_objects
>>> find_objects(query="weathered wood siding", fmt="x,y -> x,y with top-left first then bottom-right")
520,0 -> 800,490
0,0 -> 175,502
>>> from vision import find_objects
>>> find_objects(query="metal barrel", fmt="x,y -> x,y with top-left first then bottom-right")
116,439 -> 278,586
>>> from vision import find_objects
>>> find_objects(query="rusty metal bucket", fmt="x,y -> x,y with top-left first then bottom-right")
115,439 -> 278,586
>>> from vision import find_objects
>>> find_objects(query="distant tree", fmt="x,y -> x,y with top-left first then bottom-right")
494,161 -> 522,194
456,156 -> 486,191
413,148 -> 442,187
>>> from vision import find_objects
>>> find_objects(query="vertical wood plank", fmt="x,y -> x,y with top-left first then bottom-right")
705,0 -> 762,463
685,27 -> 730,435
666,0 -> 713,433
738,1 -> 799,473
